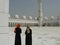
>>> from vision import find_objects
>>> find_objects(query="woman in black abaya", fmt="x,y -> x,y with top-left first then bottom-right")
25,26 -> 32,45
14,24 -> 22,45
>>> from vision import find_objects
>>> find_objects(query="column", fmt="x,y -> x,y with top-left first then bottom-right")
38,0 -> 43,26
0,0 -> 9,45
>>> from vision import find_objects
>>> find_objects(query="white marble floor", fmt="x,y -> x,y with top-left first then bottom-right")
9,27 -> 60,45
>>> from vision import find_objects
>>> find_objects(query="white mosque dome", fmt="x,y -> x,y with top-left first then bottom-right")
22,16 -> 26,19
29,16 -> 32,20
15,14 -> 19,18
51,16 -> 54,20
34,17 -> 37,20
44,16 -> 48,20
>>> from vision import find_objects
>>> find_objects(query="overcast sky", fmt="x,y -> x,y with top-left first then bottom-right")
9,0 -> 60,18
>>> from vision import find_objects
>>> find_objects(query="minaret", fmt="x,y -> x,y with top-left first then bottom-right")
38,0 -> 43,26
0,0 -> 9,45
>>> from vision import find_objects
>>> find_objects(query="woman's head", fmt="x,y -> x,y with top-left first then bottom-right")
27,25 -> 30,29
26,26 -> 29,31
16,23 -> 21,28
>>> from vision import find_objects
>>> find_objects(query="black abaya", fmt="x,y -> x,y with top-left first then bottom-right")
15,28 -> 22,45
25,29 -> 32,45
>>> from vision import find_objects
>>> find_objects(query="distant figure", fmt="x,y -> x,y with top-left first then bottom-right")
25,26 -> 32,45
14,24 -> 22,45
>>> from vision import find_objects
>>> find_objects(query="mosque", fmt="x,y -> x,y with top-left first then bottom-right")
0,0 -> 60,45
8,15 -> 60,27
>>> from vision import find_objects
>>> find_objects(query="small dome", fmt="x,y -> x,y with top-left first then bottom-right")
15,14 -> 19,18
51,16 -> 54,20
29,16 -> 32,20
44,16 -> 48,20
34,17 -> 37,20
22,16 -> 26,19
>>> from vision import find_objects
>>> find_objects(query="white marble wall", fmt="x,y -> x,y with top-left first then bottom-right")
0,0 -> 9,13
0,0 -> 9,45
